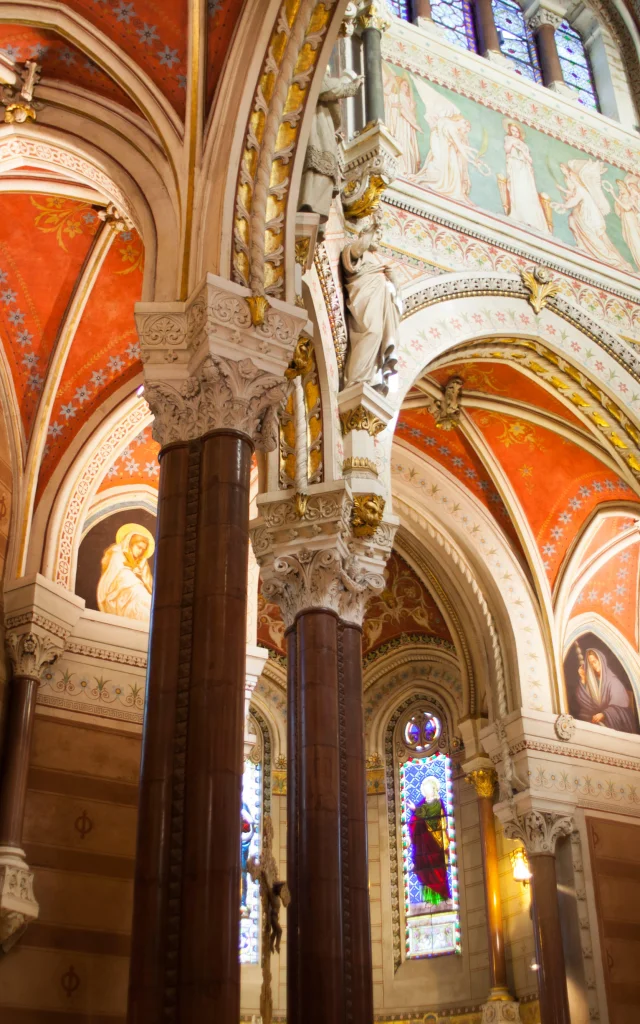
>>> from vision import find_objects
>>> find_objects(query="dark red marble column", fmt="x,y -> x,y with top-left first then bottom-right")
474,0 -> 502,55
0,673 -> 39,849
412,0 -> 433,18
128,443 -> 190,1024
339,621 -> 373,1024
530,853 -> 571,1024
533,20 -> 564,87
287,609 -> 345,1024
128,429 -> 252,1024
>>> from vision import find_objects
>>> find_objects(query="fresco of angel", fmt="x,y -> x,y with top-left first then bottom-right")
409,77 -> 491,204
497,122 -> 552,234
382,63 -> 422,176
607,175 -> 640,270
552,159 -> 632,271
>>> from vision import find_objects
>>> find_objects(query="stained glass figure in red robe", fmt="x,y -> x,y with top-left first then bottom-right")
407,775 -> 451,906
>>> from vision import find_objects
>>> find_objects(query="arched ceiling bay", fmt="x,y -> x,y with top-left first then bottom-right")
35,0 -> 189,117
401,339 -> 640,589
97,424 -> 159,491
0,24 -> 139,113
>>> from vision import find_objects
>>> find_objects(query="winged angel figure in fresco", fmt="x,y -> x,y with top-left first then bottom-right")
552,159 -> 632,272
383,66 -> 491,204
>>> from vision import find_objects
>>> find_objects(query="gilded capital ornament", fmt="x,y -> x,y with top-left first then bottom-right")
502,809 -> 574,856
520,266 -> 560,314
357,0 -> 392,33
465,768 -> 497,799
246,294 -> 270,327
351,494 -> 385,537
5,631 -> 62,680
340,404 -> 386,437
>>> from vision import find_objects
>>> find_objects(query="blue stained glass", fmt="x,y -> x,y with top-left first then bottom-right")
388,0 -> 412,16
240,759 -> 262,964
431,0 -> 478,51
492,0 -> 542,82
400,753 -> 460,958
556,20 -> 598,110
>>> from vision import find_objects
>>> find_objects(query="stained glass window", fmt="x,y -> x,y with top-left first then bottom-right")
400,751 -> 460,958
431,0 -> 478,51
556,20 -> 598,110
492,0 -> 542,82
388,0 -> 412,17
240,759 -> 262,964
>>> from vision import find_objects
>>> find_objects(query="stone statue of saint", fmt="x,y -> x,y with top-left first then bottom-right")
298,70 -> 363,231
341,214 -> 402,394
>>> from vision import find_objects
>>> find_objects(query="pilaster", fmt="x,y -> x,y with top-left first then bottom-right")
1,574 -> 83,951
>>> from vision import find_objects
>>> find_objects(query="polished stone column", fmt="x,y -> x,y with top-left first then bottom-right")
527,8 -> 564,87
504,810 -> 574,1024
358,2 -> 391,124
474,0 -> 502,57
254,486 -> 395,1024
340,620 -> 373,1024
127,338 -> 290,1024
288,609 -> 345,1024
412,0 -> 433,19
466,768 -> 519,1021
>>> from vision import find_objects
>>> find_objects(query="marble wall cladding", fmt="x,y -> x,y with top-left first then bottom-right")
0,714 -> 141,1022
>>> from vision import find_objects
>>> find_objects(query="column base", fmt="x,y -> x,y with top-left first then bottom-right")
0,846 -> 39,952
482,999 -> 522,1022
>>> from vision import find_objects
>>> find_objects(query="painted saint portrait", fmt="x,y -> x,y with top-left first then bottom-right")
75,509 -> 157,622
407,775 -> 451,908
97,523 -> 154,621
563,632 -> 639,734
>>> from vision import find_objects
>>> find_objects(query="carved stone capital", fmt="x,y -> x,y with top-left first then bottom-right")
136,273 -> 310,380
502,810 -> 574,856
465,767 -> 498,800
481,1000 -> 522,1023
5,630 -> 63,680
526,7 -> 563,29
144,354 -> 287,450
0,847 -> 39,952
251,487 -> 396,627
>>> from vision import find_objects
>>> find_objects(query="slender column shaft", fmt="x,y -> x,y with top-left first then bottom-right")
535,22 -> 564,86
477,794 -> 509,997
412,0 -> 433,19
530,854 -> 571,1024
286,626 -> 300,1019
128,431 -> 252,1024
474,0 -> 501,54
288,609 -> 345,1024
340,622 -> 373,1024
362,28 -> 386,123
128,443 -> 191,1023
0,675 -> 38,847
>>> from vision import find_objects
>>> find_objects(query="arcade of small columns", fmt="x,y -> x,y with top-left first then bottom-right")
0,273 -> 577,1024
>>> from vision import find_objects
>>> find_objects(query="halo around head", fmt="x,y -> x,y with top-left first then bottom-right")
116,522 -> 155,558
420,776 -> 440,799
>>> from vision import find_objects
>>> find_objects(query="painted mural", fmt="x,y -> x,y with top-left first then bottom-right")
383,60 -> 640,275
76,509 -> 156,621
563,631 -> 640,733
